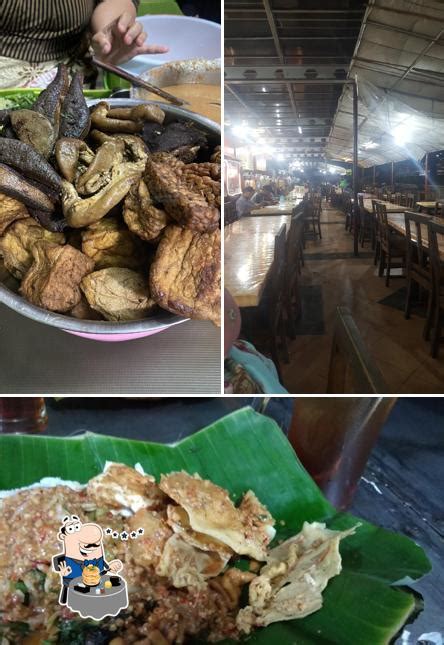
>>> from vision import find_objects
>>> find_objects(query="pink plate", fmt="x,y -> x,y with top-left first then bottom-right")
66,326 -> 173,342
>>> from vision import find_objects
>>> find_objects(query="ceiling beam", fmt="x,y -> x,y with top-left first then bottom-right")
225,8 -> 364,14
226,36 -> 358,40
225,55 -> 352,61
261,0 -> 300,127
226,79 -> 353,85
224,66 -> 348,81
224,117 -> 331,127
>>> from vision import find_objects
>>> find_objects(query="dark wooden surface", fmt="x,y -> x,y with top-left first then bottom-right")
43,397 -> 443,643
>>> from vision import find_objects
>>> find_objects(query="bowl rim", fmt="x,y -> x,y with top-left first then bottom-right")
132,64 -> 221,127
134,14 -> 221,31
0,98 -> 221,334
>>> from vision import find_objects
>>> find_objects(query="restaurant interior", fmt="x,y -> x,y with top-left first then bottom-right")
224,0 -> 444,393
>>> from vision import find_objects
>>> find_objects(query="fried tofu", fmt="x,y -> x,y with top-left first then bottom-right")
20,242 -> 94,312
237,522 -> 357,633
87,462 -> 166,513
150,225 -> 220,325
1,217 -> 64,279
156,534 -> 227,589
123,179 -> 169,242
0,192 -> 29,235
81,215 -> 146,270
81,267 -> 157,321
160,472 -> 272,561
167,505 -> 233,560
128,508 -> 172,568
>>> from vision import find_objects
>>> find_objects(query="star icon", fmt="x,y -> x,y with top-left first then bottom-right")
130,531 -> 137,539
120,531 -> 129,541
105,528 -> 113,536
112,531 -> 119,539
137,527 -> 144,536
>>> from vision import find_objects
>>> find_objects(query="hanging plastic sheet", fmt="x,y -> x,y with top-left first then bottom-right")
327,0 -> 444,167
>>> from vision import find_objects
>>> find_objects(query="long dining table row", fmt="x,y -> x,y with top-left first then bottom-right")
348,195 -> 444,356
224,214 -> 293,307
387,213 -> 444,253
224,199 -> 303,307
360,197 -> 444,250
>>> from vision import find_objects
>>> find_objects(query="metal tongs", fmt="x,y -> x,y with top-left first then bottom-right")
92,57 -> 190,107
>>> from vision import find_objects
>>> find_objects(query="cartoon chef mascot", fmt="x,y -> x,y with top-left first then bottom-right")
53,515 -> 123,605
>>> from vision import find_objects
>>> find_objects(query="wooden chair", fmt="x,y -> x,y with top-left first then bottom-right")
358,194 -> 373,248
291,205 -> 305,270
284,215 -> 304,338
304,197 -> 322,240
327,306 -> 387,393
343,193 -> 353,231
224,195 -> 240,225
242,226 -> 289,379
427,219 -> 444,358
372,199 -> 381,265
405,193 -> 415,209
375,201 -> 406,287
404,211 -> 433,340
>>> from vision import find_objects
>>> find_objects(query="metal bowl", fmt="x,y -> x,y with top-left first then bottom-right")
131,58 -> 221,127
0,99 -> 221,342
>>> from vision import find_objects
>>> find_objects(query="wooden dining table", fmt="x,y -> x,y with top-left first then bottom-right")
224,214 -> 293,307
250,199 -> 301,216
363,199 -> 406,213
387,213 -> 444,253
416,201 -> 438,214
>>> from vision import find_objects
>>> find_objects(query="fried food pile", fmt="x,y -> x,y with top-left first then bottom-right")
0,65 -> 221,325
0,463 -> 356,644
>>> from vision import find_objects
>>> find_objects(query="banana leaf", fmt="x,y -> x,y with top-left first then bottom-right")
0,407 -> 431,644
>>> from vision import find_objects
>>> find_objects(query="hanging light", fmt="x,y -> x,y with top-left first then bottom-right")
392,123 -> 412,146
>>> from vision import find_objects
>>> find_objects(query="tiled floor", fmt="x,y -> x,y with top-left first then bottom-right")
281,204 -> 444,393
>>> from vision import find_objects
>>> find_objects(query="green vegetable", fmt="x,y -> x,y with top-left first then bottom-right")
0,92 -> 37,111
30,568 -> 46,590
0,620 -> 30,636
0,88 -> 111,112
58,619 -> 103,645
0,408 -> 432,645
12,580 -> 30,606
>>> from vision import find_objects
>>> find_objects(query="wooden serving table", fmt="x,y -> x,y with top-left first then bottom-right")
225,214 -> 293,307
387,214 -> 444,254
250,200 -> 301,216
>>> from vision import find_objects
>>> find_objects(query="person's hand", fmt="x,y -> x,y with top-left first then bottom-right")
58,561 -> 72,577
108,559 -> 123,573
92,12 -> 169,65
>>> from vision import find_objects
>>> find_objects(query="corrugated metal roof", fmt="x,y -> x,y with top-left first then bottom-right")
327,0 -> 444,166
224,0 -> 366,164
